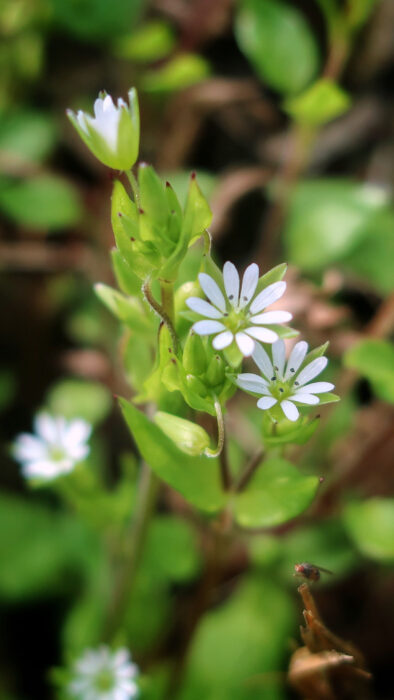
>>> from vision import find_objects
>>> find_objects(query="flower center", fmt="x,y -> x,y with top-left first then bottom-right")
224,308 -> 247,334
48,446 -> 66,462
95,669 -> 115,692
269,379 -> 292,401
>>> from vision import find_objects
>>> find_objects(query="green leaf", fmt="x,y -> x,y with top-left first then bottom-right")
0,175 -> 82,230
0,493 -> 100,601
341,208 -> 394,294
142,54 -> 210,93
0,111 -> 57,169
142,515 -> 201,583
284,79 -> 351,126
94,283 -> 152,334
235,0 -> 319,95
111,248 -> 142,296
51,0 -> 144,40
160,174 -> 212,281
119,398 -> 226,512
284,179 -> 387,270
343,499 -> 394,562
179,576 -> 294,700
46,378 -> 112,425
347,0 -> 376,29
113,20 -> 176,62
262,414 -> 321,447
234,458 -> 319,528
344,339 -> 394,403
254,262 -> 288,296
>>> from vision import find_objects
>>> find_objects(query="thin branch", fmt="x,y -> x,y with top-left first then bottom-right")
234,449 -> 264,492
142,277 -> 178,351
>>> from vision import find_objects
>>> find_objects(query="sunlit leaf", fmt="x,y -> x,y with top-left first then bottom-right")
0,175 -> 82,230
343,499 -> 394,562
142,54 -> 210,93
46,378 -> 112,424
284,79 -> 351,126
234,458 -> 319,528
344,339 -> 394,403
235,0 -> 319,95
119,398 -> 226,512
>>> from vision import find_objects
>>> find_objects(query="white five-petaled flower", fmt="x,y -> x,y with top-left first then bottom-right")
236,339 -> 335,422
186,262 -> 292,357
67,88 -> 140,171
68,646 -> 139,700
13,413 -> 91,481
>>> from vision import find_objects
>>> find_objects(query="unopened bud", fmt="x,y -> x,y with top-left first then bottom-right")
183,331 -> 207,375
154,411 -> 210,456
205,354 -> 225,388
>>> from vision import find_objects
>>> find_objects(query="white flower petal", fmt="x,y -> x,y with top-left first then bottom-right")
257,396 -> 277,410
244,326 -> 279,343
113,649 -> 131,668
236,373 -> 270,394
198,273 -> 226,312
223,261 -> 240,307
13,434 -> 47,462
34,413 -> 58,443
252,344 -> 274,380
272,339 -> 286,376
22,459 -> 73,480
250,310 -> 292,324
63,419 -> 92,450
212,330 -> 233,350
235,332 -> 255,356
67,443 -> 90,461
239,263 -> 259,309
280,400 -> 299,422
296,357 -> 328,386
290,393 -> 320,405
186,297 -> 224,319
284,341 -> 308,379
192,320 -> 226,336
249,281 -> 286,314
296,381 -> 334,394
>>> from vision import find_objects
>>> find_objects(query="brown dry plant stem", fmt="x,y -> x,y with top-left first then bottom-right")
289,583 -> 372,700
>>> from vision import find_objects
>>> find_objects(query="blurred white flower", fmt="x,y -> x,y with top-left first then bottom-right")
67,89 -> 139,170
237,339 -> 335,422
13,413 -> 91,480
68,646 -> 139,700
186,261 -> 291,357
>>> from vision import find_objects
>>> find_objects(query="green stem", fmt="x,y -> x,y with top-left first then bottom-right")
205,398 -> 227,466
142,277 -> 178,351
160,280 -> 175,323
104,464 -> 160,641
126,169 -> 140,208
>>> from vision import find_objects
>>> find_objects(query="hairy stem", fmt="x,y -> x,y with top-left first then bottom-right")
104,464 -> 160,641
142,277 -> 178,351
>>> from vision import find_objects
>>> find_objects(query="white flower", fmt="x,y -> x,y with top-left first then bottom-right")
236,339 -> 335,422
186,262 -> 292,357
67,89 -> 139,171
13,413 -> 91,481
68,646 -> 139,700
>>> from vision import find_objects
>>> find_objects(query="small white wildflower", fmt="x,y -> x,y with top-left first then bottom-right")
237,339 -> 335,422
67,88 -> 139,171
13,413 -> 91,481
186,262 -> 292,357
68,646 -> 139,700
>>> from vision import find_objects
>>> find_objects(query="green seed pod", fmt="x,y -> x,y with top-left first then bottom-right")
205,354 -> 225,388
183,331 -> 207,375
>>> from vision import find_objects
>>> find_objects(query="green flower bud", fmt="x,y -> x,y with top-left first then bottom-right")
183,331 -> 207,375
67,88 -> 140,171
186,374 -> 208,398
154,411 -> 210,456
205,354 -> 225,388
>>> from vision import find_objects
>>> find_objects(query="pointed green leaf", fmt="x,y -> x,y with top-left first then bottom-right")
119,399 -> 225,512
343,499 -> 394,562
